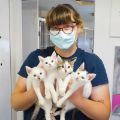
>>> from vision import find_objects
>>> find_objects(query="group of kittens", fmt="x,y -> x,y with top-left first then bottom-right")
25,51 -> 96,120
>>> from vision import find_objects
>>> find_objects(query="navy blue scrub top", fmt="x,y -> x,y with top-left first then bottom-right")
18,47 -> 108,120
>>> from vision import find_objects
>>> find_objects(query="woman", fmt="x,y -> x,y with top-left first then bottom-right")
11,4 -> 111,120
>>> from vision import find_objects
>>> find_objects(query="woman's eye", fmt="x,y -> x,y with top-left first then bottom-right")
51,27 -> 58,31
64,27 -> 70,30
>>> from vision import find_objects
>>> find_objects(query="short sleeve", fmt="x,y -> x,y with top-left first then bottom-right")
90,54 -> 108,87
84,52 -> 108,87
17,47 -> 54,78
18,50 -> 39,78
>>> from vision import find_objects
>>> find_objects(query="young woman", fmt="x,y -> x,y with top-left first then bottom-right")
11,4 -> 111,120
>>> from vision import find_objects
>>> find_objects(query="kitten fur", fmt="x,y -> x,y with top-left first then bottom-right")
56,63 -> 96,120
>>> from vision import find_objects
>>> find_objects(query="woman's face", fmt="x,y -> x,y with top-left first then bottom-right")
50,22 -> 81,38
50,23 -> 82,51
49,22 -> 80,50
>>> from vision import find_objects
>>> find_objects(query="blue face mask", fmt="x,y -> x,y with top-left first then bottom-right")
50,30 -> 76,51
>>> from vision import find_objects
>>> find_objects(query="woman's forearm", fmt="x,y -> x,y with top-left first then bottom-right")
11,88 -> 37,111
70,96 -> 110,120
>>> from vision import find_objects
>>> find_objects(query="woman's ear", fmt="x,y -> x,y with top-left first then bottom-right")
77,24 -> 84,37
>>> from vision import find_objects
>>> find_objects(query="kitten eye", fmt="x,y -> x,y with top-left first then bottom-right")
62,65 -> 64,68
68,66 -> 70,68
81,76 -> 85,79
33,74 -> 36,77
77,72 -> 80,75
51,60 -> 54,63
40,72 -> 42,75
45,62 -> 48,64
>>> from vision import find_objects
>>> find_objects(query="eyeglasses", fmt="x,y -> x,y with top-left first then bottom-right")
49,24 -> 76,36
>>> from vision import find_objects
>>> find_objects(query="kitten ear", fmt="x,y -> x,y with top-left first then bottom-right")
38,56 -> 44,63
51,51 -> 57,59
87,73 -> 96,81
69,57 -> 77,65
26,66 -> 32,74
57,55 -> 63,63
37,62 -> 43,68
79,62 -> 85,71
38,56 -> 44,68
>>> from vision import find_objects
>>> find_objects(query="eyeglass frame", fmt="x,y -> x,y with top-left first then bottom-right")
49,23 -> 76,36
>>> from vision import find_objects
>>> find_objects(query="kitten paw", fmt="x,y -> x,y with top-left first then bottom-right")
45,95 -> 51,100
45,116 -> 51,120
45,92 -> 51,99
38,99 -> 45,106
56,100 -> 62,107
59,90 -> 65,96
60,117 -> 65,120
53,96 -> 58,104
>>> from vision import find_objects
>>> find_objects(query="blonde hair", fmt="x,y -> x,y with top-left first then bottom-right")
46,4 -> 84,31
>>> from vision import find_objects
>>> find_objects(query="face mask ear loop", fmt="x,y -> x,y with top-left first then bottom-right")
73,28 -> 78,43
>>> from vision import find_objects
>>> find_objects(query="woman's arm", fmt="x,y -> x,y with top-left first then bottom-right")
11,76 -> 44,111
69,84 -> 111,120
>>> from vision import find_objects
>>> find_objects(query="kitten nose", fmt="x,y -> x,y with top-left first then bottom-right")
49,64 -> 51,66
65,70 -> 67,72
37,77 -> 40,80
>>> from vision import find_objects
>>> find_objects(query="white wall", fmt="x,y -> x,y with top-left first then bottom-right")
94,0 -> 120,119
10,0 -> 22,120
22,0 -> 39,60
0,0 -> 11,119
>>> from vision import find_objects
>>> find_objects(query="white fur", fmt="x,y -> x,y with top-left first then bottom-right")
56,57 -> 76,96
38,51 -> 60,104
26,66 -> 46,105
56,63 -> 96,120
26,55 -> 96,120
26,66 -> 53,120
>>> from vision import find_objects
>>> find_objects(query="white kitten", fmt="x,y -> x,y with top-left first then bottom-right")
57,57 -> 77,96
75,63 -> 95,98
26,66 -> 50,120
26,66 -> 46,105
56,63 -> 96,120
38,51 -> 61,104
